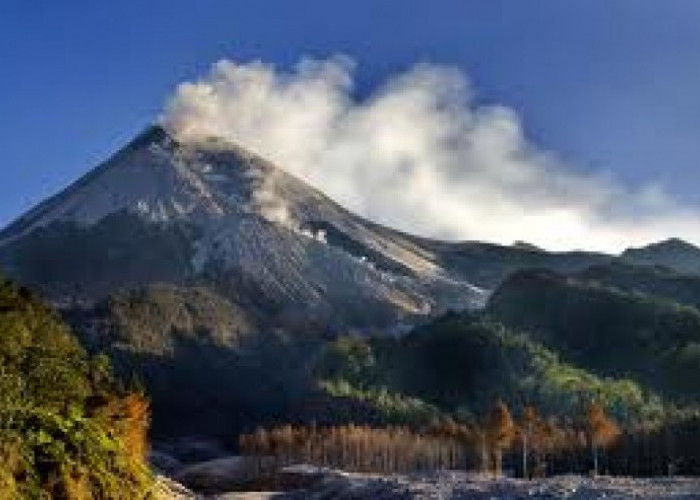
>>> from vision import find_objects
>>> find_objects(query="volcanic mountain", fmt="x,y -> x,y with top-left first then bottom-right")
0,126 -> 487,332
7,124 -> 700,446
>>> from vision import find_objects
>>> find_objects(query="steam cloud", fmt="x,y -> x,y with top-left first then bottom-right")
162,56 -> 700,252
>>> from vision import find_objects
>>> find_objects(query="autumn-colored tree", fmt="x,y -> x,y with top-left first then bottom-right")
239,423 -> 482,474
586,402 -> 620,476
239,401 -> 700,477
0,276 -> 153,498
520,405 -> 539,479
486,401 -> 516,477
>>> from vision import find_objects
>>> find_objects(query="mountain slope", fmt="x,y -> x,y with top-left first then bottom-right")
578,261 -> 700,309
487,268 -> 700,401
621,238 -> 700,275
315,312 -> 661,422
428,239 -> 611,289
0,126 -> 485,331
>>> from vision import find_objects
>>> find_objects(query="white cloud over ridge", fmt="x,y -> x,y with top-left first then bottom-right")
162,56 -> 700,252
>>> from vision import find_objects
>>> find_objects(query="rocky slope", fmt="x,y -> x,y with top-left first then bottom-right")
0,126 -> 485,332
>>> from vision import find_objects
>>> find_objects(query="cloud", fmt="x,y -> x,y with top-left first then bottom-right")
161,56 -> 700,252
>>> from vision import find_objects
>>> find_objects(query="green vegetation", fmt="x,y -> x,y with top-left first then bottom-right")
69,284 -> 321,440
20,256 -> 700,480
319,379 -> 443,426
72,284 -> 659,441
578,261 -> 700,310
488,268 -> 700,401
0,276 -> 152,498
620,237 -> 700,275
314,314 -> 662,425
92,284 -> 259,353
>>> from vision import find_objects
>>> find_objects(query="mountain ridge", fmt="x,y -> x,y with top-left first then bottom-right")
621,237 -> 700,274
3,125 -> 700,333
0,125 -> 485,332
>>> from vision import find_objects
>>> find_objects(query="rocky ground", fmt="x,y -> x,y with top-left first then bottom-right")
156,467 -> 700,499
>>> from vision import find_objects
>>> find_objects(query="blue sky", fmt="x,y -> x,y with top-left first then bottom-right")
2,1 -> 700,229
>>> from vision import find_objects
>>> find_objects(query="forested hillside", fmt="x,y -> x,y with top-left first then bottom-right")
488,268 -> 700,401
64,286 -> 662,444
578,261 -> 700,310
315,314 -> 661,423
66,284 -> 322,440
7,256 -> 700,491
0,275 -> 153,497
621,238 -> 700,275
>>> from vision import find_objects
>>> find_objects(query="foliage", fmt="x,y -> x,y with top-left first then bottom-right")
488,268 -> 700,401
578,261 -> 700,310
240,403 -> 700,477
314,314 -> 662,424
585,401 -> 621,475
237,399 -> 621,478
97,284 -> 258,353
239,422 -> 480,473
586,402 -> 620,448
485,400 -> 516,476
318,379 -> 443,426
0,276 -> 153,498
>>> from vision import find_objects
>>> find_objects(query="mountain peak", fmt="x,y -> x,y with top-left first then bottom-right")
511,240 -> 543,252
0,125 -> 485,327
0,123 -> 314,244
127,124 -> 172,148
621,237 -> 700,275
0,124 -> 229,242
623,237 -> 700,255
652,237 -> 699,251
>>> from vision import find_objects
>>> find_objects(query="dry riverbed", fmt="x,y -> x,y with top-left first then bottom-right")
157,468 -> 700,499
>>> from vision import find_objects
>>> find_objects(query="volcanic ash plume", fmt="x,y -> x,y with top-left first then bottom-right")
162,56 -> 700,252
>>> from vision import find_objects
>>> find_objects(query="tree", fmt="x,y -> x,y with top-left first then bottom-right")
586,402 -> 620,476
486,401 -> 516,477
520,405 -> 539,479
0,276 -> 153,498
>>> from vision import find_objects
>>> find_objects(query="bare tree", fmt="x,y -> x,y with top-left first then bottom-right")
520,405 -> 539,479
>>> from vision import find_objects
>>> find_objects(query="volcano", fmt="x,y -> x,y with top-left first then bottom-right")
0,126 -> 486,332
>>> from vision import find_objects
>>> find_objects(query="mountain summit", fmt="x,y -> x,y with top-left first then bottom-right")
621,238 -> 700,275
0,126 -> 484,331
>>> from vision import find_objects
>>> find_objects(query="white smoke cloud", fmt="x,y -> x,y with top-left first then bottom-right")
161,56 -> 700,252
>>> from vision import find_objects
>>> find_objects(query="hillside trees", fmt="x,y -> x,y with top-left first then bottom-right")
486,401 -> 516,476
488,268 -> 700,401
520,405 -> 539,479
239,423 -> 480,473
0,275 -> 153,498
235,401 -> 700,478
586,402 -> 620,476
